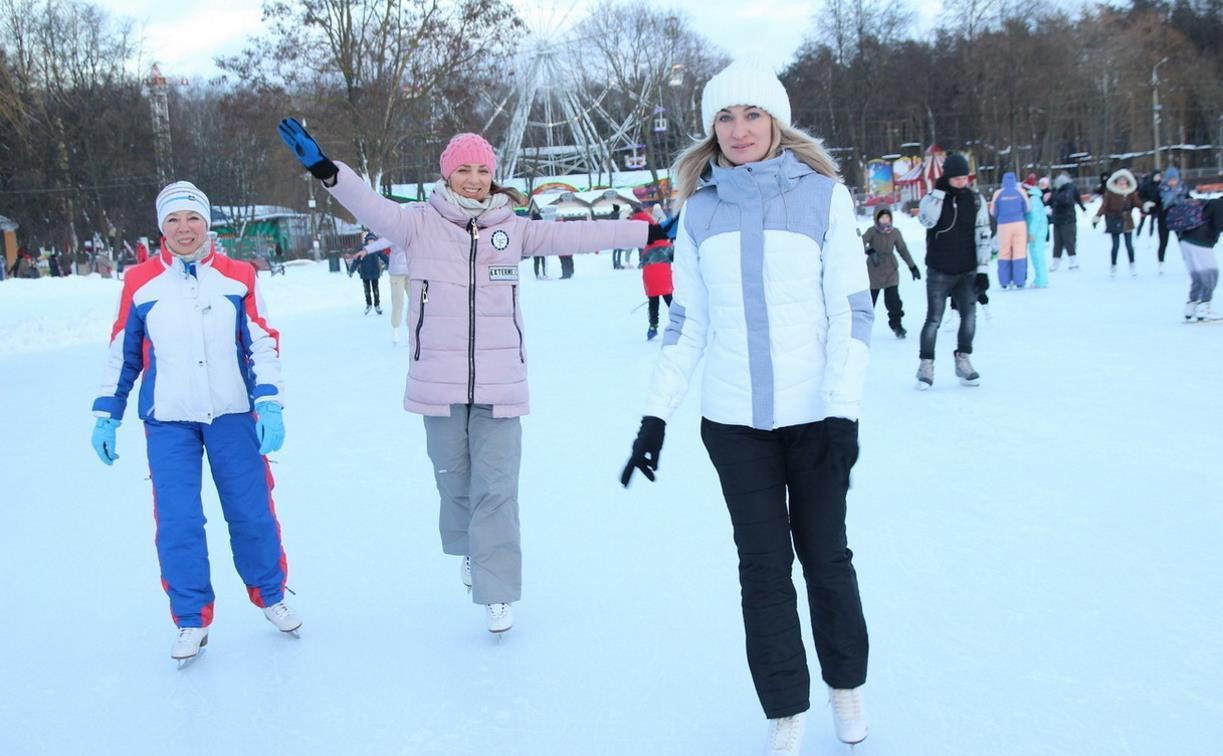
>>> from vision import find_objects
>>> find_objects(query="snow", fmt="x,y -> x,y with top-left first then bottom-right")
2,202 -> 1222,755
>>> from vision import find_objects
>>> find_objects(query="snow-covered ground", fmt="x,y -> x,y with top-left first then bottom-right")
2,204 -> 1221,755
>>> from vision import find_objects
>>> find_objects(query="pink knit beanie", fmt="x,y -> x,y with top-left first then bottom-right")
439,133 -> 498,179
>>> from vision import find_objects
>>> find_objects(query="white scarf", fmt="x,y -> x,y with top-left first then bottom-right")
435,179 -> 510,219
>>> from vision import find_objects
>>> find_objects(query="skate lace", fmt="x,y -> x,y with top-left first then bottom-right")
768,715 -> 801,751
488,602 -> 508,618
268,602 -> 290,619
830,688 -> 862,723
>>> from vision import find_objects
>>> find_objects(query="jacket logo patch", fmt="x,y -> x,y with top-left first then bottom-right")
490,230 -> 510,250
489,266 -> 518,282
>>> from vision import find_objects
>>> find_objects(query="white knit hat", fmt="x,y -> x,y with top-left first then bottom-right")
156,181 -> 211,232
700,58 -> 792,136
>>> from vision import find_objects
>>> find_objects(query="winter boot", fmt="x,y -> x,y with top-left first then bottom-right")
829,687 -> 869,745
915,358 -> 934,390
486,602 -> 513,634
1194,302 -> 1223,322
1185,301 -> 1199,321
1068,255 -> 1080,270
1050,257 -> 1061,272
647,325 -> 659,340
461,556 -> 472,590
171,627 -> 209,660
954,351 -> 980,386
765,712 -> 806,755
262,601 -> 303,633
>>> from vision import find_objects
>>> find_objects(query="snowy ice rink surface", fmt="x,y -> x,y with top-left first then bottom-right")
2,204 -> 1221,755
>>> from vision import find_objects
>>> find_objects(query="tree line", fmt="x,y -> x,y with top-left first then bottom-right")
1,0 -> 1219,253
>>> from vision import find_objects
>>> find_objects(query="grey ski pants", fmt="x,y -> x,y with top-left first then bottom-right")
1180,240 -> 1218,303
423,404 -> 522,604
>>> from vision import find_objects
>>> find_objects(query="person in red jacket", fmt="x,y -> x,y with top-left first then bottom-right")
632,205 -> 676,340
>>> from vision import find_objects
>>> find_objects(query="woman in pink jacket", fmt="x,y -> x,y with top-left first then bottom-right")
279,120 -> 652,633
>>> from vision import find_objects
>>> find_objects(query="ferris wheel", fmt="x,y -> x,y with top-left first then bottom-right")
481,3 -> 647,182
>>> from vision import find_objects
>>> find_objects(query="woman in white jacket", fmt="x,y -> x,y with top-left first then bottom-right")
621,60 -> 873,754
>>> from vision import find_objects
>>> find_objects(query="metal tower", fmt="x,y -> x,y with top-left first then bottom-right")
148,64 -> 173,185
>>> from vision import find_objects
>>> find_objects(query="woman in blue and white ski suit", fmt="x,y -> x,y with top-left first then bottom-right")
89,181 -> 302,662
620,60 -> 873,751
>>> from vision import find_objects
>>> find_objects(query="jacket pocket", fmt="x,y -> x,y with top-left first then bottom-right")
414,280 -> 429,361
512,285 -> 524,362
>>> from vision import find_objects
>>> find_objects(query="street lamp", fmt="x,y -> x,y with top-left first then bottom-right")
1152,57 -> 1169,171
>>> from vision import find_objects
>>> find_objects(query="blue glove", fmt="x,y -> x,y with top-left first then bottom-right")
255,402 -> 285,455
277,118 -> 338,181
91,418 -> 120,465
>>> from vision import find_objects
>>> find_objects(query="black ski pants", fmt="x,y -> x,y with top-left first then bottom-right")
363,278 -> 381,307
701,417 -> 869,719
1156,210 -> 1170,262
1052,221 -> 1077,258
870,286 -> 903,330
647,294 -> 673,328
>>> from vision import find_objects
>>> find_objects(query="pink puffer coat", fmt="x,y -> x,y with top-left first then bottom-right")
326,162 -> 648,417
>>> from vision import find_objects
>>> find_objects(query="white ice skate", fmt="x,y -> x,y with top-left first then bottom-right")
262,601 -> 303,634
1110,264 -> 1117,278
765,711 -> 806,755
461,556 -> 472,591
829,687 -> 868,745
1194,302 -> 1223,322
1129,262 -> 1137,277
1050,257 -> 1061,271
1185,301 -> 1199,321
486,602 -> 512,634
1159,261 -> 1165,275
391,326 -> 399,345
1068,255 -> 1080,270
171,627 -> 208,662
954,351 -> 980,386
915,359 -> 934,390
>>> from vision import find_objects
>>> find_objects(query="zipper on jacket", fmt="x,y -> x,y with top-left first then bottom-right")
466,219 -> 478,404
414,280 -> 429,361
512,285 -> 524,363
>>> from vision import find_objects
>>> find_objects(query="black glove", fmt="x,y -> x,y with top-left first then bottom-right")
621,416 -> 665,486
974,272 -> 990,294
910,266 -> 921,280
277,118 -> 339,182
645,223 -> 669,245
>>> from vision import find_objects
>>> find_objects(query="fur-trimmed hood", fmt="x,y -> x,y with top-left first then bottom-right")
1106,169 -> 1138,196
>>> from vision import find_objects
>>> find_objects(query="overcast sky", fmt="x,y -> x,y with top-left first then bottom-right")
100,0 -> 949,81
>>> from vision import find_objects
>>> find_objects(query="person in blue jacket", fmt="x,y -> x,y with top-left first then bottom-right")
90,181 -> 301,663
355,231 -> 390,314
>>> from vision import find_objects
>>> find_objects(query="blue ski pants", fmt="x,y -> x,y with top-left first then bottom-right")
145,412 -> 287,627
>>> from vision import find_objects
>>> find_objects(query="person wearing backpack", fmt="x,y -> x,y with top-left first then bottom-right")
1174,197 -> 1221,321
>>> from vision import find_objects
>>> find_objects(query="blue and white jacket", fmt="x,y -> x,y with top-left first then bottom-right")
92,244 -> 283,424
643,151 -> 873,429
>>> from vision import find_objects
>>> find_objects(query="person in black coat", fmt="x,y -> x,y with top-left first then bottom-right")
1049,172 -> 1087,270
1136,170 -> 1171,270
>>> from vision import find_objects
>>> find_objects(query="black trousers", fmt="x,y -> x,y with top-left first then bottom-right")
363,278 -> 381,307
920,269 -> 977,360
1052,221 -> 1077,258
701,418 -> 868,718
559,255 -> 574,279
870,286 -> 903,330
1156,211 -> 1170,262
533,256 -> 547,278
647,294 -> 673,327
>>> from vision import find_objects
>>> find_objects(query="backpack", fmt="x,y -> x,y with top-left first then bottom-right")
1166,199 -> 1205,232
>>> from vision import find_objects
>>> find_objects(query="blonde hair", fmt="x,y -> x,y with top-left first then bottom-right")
670,120 -> 841,208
